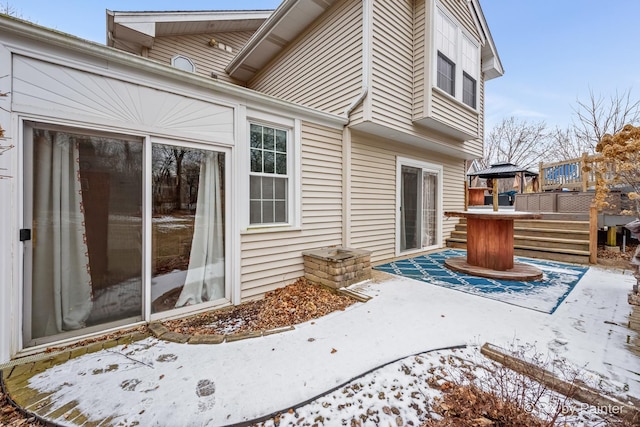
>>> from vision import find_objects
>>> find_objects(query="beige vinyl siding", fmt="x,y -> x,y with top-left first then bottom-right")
413,0 -> 426,120
431,90 -> 479,136
426,0 -> 482,137
249,0 -> 363,116
457,76 -> 485,158
370,0 -> 414,132
148,31 -> 254,84
367,0 -> 480,156
350,131 -> 464,264
240,122 -> 343,301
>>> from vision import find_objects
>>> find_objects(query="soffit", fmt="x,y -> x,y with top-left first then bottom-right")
226,0 -> 339,82
107,10 -> 272,49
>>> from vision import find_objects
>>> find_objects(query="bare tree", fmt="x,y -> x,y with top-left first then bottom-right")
481,116 -> 552,170
0,2 -> 22,18
572,87 -> 640,154
547,127 -> 585,161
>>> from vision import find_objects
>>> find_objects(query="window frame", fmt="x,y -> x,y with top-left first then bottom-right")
462,71 -> 477,109
433,4 -> 480,111
396,156 -> 444,257
437,52 -> 456,97
249,123 -> 290,225
171,54 -> 196,73
244,113 -> 300,232
20,118 -> 233,349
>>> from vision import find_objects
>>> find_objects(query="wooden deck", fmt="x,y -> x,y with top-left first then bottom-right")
629,303 -> 640,358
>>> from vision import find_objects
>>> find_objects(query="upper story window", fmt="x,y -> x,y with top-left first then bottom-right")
249,123 -> 289,225
437,52 -> 455,97
434,5 -> 479,109
171,55 -> 196,73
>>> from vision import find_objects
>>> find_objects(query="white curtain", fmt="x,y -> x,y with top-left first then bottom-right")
175,152 -> 224,307
32,134 -> 93,338
422,172 -> 437,248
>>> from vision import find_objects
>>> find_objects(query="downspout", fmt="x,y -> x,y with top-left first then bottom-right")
342,0 -> 370,248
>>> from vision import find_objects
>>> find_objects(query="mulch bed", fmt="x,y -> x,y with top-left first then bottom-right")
162,278 -> 357,336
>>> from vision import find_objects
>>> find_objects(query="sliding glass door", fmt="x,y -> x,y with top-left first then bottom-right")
23,122 -> 227,347
399,159 -> 442,254
150,144 -> 225,314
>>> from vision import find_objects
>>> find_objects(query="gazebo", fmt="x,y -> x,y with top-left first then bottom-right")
466,162 -> 539,207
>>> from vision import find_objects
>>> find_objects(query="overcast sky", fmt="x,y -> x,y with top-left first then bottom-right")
6,0 -> 640,132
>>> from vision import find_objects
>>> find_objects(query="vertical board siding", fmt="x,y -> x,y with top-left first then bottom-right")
239,122 -> 343,301
249,0 -> 363,116
440,0 -> 480,39
350,132 -> 464,264
148,31 -> 254,84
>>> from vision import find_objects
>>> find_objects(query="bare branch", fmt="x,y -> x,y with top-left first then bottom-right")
482,116 -> 553,170
572,87 -> 640,153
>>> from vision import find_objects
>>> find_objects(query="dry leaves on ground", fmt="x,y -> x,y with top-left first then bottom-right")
162,278 -> 357,336
597,243 -> 638,268
421,382 -> 547,427
0,392 -> 44,427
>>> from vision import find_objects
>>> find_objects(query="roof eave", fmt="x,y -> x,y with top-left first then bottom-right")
0,15 -> 348,129
468,0 -> 504,80
226,0 -> 339,82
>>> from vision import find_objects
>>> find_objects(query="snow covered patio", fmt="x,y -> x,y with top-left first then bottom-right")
1,262 -> 638,426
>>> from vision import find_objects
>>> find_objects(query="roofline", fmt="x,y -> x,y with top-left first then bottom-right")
0,15 -> 348,129
225,0 -> 299,79
106,9 -> 273,47
469,0 -> 504,80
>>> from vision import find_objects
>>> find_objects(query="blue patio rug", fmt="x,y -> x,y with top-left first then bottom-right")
374,249 -> 589,314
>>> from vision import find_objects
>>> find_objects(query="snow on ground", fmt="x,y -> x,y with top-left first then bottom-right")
26,265 -> 639,426
254,346 -> 622,427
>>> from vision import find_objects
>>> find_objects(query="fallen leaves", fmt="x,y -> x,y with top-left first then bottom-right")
422,383 -> 548,427
1,392 -> 45,426
163,278 -> 357,336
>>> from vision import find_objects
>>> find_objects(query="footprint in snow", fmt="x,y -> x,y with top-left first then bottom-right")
196,379 -> 216,412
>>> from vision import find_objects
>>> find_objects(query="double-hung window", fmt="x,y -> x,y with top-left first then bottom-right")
249,123 -> 289,225
434,5 -> 479,109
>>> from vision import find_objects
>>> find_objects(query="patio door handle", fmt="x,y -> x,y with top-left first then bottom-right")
19,228 -> 31,242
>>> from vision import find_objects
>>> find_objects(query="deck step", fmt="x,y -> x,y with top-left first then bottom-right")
456,217 -> 590,231
447,216 -> 593,264
445,239 -> 591,264
452,226 -> 590,242
450,231 -> 589,251
446,238 -> 589,255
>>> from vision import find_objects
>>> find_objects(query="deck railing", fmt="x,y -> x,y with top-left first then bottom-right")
538,153 -> 598,192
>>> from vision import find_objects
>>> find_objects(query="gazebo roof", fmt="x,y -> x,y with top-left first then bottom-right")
467,162 -> 538,179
